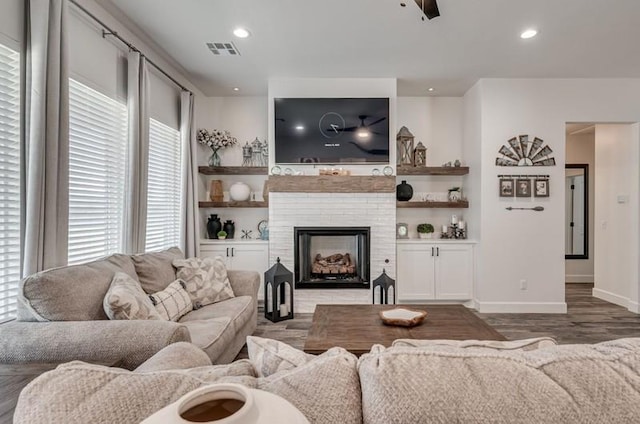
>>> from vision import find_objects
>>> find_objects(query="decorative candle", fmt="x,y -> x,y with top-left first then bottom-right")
279,304 -> 289,317
451,214 -> 458,225
441,225 -> 448,233
458,220 -> 466,230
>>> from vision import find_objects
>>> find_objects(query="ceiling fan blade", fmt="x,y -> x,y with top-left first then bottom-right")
413,0 -> 440,20
367,117 -> 386,127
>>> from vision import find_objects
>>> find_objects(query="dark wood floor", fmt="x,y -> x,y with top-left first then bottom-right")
3,283 -> 640,423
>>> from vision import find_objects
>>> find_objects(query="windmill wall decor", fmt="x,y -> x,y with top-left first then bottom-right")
495,135 -> 556,166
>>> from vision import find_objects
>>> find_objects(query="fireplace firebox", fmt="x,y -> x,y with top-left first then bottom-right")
294,227 -> 370,289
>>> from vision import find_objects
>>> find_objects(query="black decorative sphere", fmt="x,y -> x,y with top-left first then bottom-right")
396,180 -> 413,201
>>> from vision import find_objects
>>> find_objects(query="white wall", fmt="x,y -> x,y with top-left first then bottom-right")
593,124 -> 640,311
565,132 -> 595,282
0,0 -> 22,47
473,78 -> 640,313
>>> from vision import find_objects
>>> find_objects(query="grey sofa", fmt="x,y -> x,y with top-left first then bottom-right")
0,247 -> 260,369
13,337 -> 640,424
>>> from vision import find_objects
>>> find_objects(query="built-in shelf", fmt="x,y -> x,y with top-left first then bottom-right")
199,201 -> 268,208
198,166 -> 268,175
397,166 -> 469,176
396,200 -> 469,208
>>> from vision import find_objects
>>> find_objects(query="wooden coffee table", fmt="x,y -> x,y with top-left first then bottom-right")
303,304 -> 506,355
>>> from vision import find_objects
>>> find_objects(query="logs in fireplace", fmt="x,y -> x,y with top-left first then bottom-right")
312,253 -> 356,277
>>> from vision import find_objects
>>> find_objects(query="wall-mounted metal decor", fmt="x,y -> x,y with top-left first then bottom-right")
496,135 -> 556,166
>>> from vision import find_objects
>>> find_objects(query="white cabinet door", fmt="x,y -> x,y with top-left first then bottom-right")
200,244 -> 232,267
228,244 -> 269,285
397,244 -> 436,301
434,244 -> 473,300
200,242 -> 269,286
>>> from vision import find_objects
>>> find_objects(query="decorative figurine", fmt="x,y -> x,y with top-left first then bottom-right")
241,229 -> 253,239
251,138 -> 262,166
261,140 -> 269,166
242,142 -> 252,166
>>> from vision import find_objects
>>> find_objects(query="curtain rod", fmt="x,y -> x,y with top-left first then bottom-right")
69,0 -> 192,94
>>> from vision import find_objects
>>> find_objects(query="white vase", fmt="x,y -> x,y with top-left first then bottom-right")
229,182 -> 251,201
418,233 -> 433,239
141,383 -> 309,424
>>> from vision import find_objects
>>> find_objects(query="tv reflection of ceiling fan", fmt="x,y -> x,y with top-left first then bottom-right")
341,115 -> 386,137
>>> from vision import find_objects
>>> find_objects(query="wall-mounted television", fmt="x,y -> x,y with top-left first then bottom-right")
274,98 -> 389,164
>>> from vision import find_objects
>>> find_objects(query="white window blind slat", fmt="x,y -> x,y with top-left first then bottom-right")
68,79 -> 127,265
0,43 -> 20,322
145,118 -> 182,252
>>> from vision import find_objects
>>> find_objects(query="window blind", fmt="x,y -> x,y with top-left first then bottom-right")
145,118 -> 182,252
68,79 -> 127,265
0,43 -> 20,322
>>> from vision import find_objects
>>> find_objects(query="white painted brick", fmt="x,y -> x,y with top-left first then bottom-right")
269,192 -> 395,310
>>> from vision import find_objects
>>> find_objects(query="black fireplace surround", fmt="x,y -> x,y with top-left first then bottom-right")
294,226 -> 370,289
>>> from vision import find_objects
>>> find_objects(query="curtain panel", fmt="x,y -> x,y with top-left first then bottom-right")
180,91 -> 198,258
122,51 -> 150,254
22,0 -> 69,276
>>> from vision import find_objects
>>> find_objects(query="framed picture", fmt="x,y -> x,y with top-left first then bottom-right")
499,178 -> 514,197
516,179 -> 531,197
534,179 -> 549,197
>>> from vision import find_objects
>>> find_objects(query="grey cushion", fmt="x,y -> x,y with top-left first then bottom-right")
18,254 -> 137,321
131,247 -> 184,294
358,338 -> 640,424
14,360 -> 257,424
179,296 -> 253,335
180,318 -> 235,361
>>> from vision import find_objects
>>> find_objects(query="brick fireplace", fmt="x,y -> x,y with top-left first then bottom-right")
268,175 -> 396,312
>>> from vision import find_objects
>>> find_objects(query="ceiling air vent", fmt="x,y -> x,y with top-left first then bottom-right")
206,42 -> 240,56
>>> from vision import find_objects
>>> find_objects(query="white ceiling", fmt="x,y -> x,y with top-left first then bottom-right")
103,0 -> 640,97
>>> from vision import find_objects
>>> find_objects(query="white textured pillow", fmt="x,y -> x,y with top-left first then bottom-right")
103,272 -> 162,320
247,336 -> 314,377
256,345 -> 362,424
148,279 -> 193,321
172,256 -> 235,308
392,337 -> 557,351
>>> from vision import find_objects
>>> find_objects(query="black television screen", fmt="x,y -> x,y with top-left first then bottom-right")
274,98 -> 390,164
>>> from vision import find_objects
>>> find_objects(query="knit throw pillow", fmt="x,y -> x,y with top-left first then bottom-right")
172,256 -> 235,308
148,279 -> 193,321
247,336 -> 315,378
103,272 -> 162,320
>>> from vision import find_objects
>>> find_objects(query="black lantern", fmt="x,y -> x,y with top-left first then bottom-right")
264,257 -> 294,322
372,269 -> 396,304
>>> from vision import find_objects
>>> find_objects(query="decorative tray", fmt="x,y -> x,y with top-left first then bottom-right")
379,308 -> 428,327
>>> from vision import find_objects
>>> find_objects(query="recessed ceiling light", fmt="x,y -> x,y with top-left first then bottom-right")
295,125 -> 305,131
427,87 -> 435,92
233,27 -> 251,38
233,87 -> 240,92
520,29 -> 538,39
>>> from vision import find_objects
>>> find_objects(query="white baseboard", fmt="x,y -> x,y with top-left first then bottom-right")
629,301 -> 640,314
475,301 -> 567,314
592,288 -> 633,310
565,274 -> 594,283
